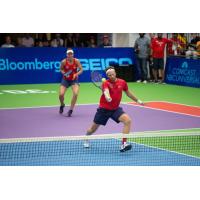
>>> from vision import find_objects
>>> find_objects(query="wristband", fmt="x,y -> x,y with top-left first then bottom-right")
137,99 -> 143,104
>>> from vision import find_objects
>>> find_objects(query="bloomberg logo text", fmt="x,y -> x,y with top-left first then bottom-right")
0,59 -> 61,72
0,57 -> 133,72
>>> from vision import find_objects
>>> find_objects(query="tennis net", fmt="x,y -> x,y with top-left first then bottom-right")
0,131 -> 200,166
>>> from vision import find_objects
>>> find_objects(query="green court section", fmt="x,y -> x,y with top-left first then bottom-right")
0,83 -> 200,108
130,135 -> 200,158
130,129 -> 200,158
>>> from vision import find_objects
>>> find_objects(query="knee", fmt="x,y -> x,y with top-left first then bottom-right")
73,92 -> 79,98
124,118 -> 131,126
59,93 -> 64,98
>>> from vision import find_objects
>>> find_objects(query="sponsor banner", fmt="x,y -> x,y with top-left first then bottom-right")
165,56 -> 200,88
0,47 -> 135,84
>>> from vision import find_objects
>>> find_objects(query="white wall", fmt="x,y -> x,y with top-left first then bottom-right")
113,33 -> 149,47
112,33 -> 168,47
112,33 -> 129,47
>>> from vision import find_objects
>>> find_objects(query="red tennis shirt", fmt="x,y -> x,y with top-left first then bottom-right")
99,78 -> 128,110
63,58 -> 78,81
151,37 -> 170,58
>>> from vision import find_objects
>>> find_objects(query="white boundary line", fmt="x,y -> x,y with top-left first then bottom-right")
1,101 -> 200,118
125,102 -> 200,118
151,100 -> 200,109
129,140 -> 200,160
0,103 -> 99,110
0,100 -> 199,110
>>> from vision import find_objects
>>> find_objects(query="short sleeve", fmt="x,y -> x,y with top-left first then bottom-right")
123,80 -> 128,91
102,81 -> 109,90
150,39 -> 155,49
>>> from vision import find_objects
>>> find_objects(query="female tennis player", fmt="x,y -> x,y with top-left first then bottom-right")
84,66 -> 144,152
59,48 -> 83,117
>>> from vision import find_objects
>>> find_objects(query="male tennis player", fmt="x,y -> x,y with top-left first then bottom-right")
59,48 -> 83,116
84,66 -> 144,152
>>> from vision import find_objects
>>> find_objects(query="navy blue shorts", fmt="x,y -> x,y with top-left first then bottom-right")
93,107 -> 125,126
153,58 -> 164,69
61,78 -> 79,88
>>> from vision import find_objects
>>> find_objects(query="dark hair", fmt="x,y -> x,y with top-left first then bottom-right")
105,66 -> 115,72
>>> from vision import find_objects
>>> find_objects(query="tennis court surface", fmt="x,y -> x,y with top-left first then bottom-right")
0,102 -> 200,166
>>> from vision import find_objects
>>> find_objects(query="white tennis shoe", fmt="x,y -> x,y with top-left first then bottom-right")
120,143 -> 132,152
83,140 -> 90,148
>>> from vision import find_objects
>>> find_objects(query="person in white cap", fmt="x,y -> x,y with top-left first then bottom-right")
59,48 -> 83,116
84,66 -> 144,152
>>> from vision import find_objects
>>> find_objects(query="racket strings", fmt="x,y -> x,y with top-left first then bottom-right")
91,71 -> 103,88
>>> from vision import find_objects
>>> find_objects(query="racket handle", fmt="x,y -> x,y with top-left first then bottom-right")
107,97 -> 112,102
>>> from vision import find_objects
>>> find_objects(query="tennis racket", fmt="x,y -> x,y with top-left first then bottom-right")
63,70 -> 73,78
90,71 -> 103,90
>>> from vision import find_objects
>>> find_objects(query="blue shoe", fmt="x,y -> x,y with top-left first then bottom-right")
59,104 -> 65,114
67,109 -> 73,117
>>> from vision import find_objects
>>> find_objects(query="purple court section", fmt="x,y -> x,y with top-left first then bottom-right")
0,104 -> 200,139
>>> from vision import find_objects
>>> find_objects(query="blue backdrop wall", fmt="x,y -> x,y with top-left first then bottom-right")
0,47 -> 135,85
165,56 -> 200,88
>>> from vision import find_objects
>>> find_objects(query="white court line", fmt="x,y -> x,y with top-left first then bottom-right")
0,131 -> 199,143
124,102 -> 200,118
1,101 -> 200,118
0,100 -> 199,109
145,100 -> 200,109
128,127 -> 200,132
0,103 -> 99,110
129,140 -> 200,160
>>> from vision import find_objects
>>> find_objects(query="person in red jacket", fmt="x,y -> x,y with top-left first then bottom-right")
59,48 -> 83,116
167,33 -> 182,55
84,66 -> 144,152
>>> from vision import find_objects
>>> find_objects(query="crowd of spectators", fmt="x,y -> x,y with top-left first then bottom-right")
0,33 -> 113,48
1,33 -> 199,56
134,33 -> 200,84
148,33 -> 200,58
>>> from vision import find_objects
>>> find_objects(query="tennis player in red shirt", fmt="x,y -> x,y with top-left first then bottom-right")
84,66 -> 144,152
59,48 -> 83,116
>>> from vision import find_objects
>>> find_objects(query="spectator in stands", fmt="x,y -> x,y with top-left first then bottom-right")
51,33 -> 64,47
196,39 -> 200,57
73,33 -> 84,47
177,33 -> 187,55
190,34 -> 199,45
1,35 -> 15,48
87,36 -> 97,48
134,33 -> 150,83
64,33 -> 74,48
150,33 -> 171,83
149,33 -> 156,41
167,33 -> 182,55
43,39 -> 50,47
148,33 -> 156,82
16,36 -> 24,47
185,34 -> 199,59
35,39 -> 43,47
99,35 -> 112,47
22,34 -> 34,47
